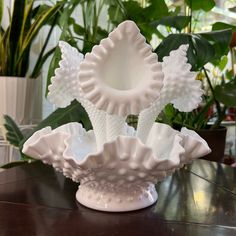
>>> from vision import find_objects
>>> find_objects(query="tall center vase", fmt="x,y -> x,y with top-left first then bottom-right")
0,76 -> 42,127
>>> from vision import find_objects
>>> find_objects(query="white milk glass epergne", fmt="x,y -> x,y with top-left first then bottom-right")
22,21 -> 211,212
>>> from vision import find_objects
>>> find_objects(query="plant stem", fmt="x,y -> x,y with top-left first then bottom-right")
73,36 -> 96,45
81,3 -> 87,38
189,0 -> 192,33
192,11 -> 200,33
193,97 -> 214,129
212,106 -> 226,129
230,48 -> 235,76
203,67 -> 222,129
30,13 -> 58,78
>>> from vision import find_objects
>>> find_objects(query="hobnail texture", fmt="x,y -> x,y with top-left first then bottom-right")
47,41 -> 83,107
23,122 -> 210,212
23,20 -> 211,212
137,45 -> 203,143
47,41 -> 108,148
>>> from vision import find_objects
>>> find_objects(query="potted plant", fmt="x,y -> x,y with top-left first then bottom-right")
0,0 -> 63,126
157,65 -> 235,162
154,13 -> 236,162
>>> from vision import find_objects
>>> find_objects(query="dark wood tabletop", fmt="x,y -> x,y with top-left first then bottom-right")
0,159 -> 235,236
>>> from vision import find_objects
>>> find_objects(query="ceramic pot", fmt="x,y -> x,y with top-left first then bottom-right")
197,126 -> 227,162
230,31 -> 236,48
0,76 -> 42,125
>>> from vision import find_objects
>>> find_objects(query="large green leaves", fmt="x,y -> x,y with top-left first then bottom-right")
0,0 -> 3,24
34,100 -> 91,132
8,0 -> 27,75
0,114 -> 33,168
215,82 -> 236,107
200,30 -> 232,64
185,0 -> 215,11
0,0 -> 64,77
19,100 -> 92,150
145,0 -> 169,20
107,0 -> 170,41
18,2 -> 64,76
212,22 -> 236,31
2,115 -> 24,148
1,100 -> 91,168
151,16 -> 191,31
2,102 -> 91,149
155,29 -> 232,70
1,160 -> 35,169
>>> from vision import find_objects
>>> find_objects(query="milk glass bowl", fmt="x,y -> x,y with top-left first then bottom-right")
23,20 -> 210,212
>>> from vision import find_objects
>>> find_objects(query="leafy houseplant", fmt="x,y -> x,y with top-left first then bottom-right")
154,3 -> 236,162
0,0 -> 63,77
0,0 -> 64,125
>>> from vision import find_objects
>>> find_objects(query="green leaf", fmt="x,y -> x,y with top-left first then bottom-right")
20,152 -> 34,161
155,29 -> 231,70
212,22 -> 236,31
38,100 -> 91,130
23,2 -> 64,47
155,34 -> 198,70
107,0 -> 170,41
32,4 -> 54,24
123,1 -> 146,22
225,69 -> 234,80
107,4 -> 124,24
15,0 -> 34,76
0,1 -> 64,77
218,55 -> 228,71
215,82 -> 236,107
145,0 -> 169,20
96,26 -> 109,42
200,29 -> 232,63
19,100 -> 92,150
2,115 -> 24,148
46,45 -> 62,95
30,47 -> 56,78
8,0 -> 27,75
151,16 -> 191,31
0,0 -> 3,24
163,104 -> 176,119
1,160 -> 35,169
139,24 -> 159,42
191,34 -> 215,69
18,2 -> 64,69
192,98 -> 214,129
71,21 -> 85,36
122,0 -> 169,23
185,0 -> 215,11
30,10 -> 59,78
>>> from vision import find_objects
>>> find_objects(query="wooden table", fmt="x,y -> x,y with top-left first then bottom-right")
0,159 -> 235,236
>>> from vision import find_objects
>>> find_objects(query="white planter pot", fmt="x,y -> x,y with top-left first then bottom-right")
0,76 -> 42,125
